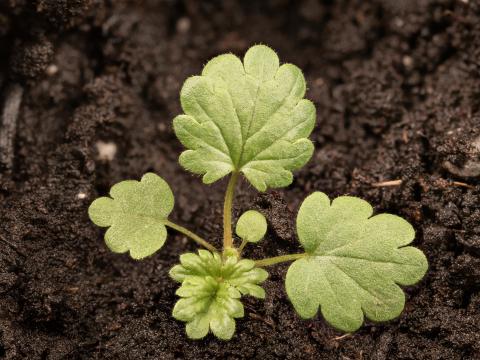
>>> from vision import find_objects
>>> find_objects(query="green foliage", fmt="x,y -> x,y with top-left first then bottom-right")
235,210 -> 267,243
173,44 -> 316,191
88,173 -> 174,259
170,250 -> 268,340
285,192 -> 428,332
86,45 -> 429,341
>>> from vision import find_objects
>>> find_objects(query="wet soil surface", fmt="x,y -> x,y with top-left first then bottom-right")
1,1 -> 480,359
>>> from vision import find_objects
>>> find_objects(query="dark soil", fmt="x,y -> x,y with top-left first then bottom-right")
1,1 -> 480,359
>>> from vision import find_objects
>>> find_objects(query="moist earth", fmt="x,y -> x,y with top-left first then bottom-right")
0,1 -> 479,359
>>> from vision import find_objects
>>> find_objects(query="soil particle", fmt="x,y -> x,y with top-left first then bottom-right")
34,0 -> 93,29
9,38 -> 53,81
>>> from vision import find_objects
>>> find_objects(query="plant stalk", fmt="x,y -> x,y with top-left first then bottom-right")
223,171 -> 240,249
238,238 -> 248,255
165,220 -> 217,253
254,253 -> 307,267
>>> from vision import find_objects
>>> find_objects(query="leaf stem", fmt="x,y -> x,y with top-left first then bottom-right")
254,253 -> 307,267
223,171 -> 240,249
238,238 -> 248,255
165,220 -> 217,253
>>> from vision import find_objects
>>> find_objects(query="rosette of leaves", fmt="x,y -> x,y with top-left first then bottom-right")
170,250 -> 268,340
87,45 -> 428,342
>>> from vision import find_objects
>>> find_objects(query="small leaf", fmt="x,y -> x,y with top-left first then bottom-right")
170,251 -> 268,340
286,192 -> 428,332
173,44 -> 316,191
88,173 -> 174,259
235,210 -> 267,243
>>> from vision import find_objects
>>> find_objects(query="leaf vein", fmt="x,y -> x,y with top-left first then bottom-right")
243,76 -> 306,164
324,254 -> 421,268
328,260 -> 384,305
192,97 -> 233,160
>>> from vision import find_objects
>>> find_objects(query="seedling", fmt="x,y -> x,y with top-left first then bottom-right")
88,45 -> 428,340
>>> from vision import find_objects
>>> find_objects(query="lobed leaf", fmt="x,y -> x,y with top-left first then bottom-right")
170,250 -> 268,340
173,44 -> 316,191
235,210 -> 267,243
88,173 -> 174,259
286,192 -> 428,332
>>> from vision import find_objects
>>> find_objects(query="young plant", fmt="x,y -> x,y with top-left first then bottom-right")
88,45 -> 428,340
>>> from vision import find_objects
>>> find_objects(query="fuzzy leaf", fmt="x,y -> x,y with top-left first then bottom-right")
236,210 -> 267,243
88,173 -> 174,259
286,192 -> 428,332
173,44 -> 316,191
170,250 -> 268,340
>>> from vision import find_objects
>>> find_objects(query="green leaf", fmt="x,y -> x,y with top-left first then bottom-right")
88,173 -> 174,259
170,250 -> 268,340
235,210 -> 267,243
173,44 -> 316,191
286,192 -> 428,332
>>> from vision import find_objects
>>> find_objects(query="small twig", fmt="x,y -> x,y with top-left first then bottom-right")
372,179 -> 402,187
65,286 -> 80,294
332,333 -> 352,341
372,178 -> 475,190
452,181 -> 475,189
0,83 -> 24,170
249,312 -> 275,328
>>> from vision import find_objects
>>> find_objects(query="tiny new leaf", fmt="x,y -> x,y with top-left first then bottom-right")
235,210 -> 267,243
173,44 -> 316,191
286,192 -> 428,332
88,173 -> 174,259
170,250 -> 268,340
